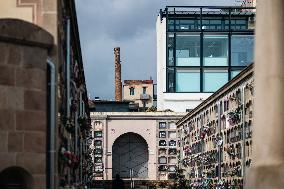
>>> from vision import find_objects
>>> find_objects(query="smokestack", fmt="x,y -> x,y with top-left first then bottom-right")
114,47 -> 122,101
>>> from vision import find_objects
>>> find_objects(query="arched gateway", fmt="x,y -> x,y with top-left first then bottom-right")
112,132 -> 149,179
0,166 -> 34,189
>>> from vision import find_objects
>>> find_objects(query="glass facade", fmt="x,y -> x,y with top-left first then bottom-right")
203,70 -> 228,92
203,35 -> 228,66
231,35 -> 254,66
176,35 -> 200,66
166,9 -> 254,93
176,69 -> 200,92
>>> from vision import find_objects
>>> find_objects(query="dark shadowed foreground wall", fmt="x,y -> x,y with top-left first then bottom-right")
0,19 -> 53,189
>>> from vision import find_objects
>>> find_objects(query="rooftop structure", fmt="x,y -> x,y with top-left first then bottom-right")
123,80 -> 155,110
156,6 -> 255,112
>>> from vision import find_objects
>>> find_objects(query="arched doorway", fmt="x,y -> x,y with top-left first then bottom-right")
0,166 -> 34,189
112,132 -> 149,179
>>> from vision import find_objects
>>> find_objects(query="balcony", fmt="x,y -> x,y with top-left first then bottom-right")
140,94 -> 150,100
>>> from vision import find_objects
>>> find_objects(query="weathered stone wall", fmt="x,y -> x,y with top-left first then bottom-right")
0,19 -> 53,189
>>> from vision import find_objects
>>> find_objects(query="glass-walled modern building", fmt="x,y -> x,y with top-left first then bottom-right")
157,6 -> 255,112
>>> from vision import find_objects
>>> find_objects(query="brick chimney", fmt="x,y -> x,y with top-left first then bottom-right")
114,47 -> 122,101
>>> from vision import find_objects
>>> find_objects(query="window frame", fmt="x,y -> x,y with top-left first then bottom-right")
166,14 -> 254,93
129,87 -> 135,95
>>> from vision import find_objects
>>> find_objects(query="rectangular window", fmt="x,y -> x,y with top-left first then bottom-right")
168,165 -> 177,172
203,35 -> 228,66
159,131 -> 166,138
94,148 -> 103,154
168,19 -> 175,30
176,34 -> 200,66
94,131 -> 102,138
142,87 -> 147,94
203,70 -> 228,92
168,33 -> 174,66
176,69 -> 200,92
231,35 -> 254,66
167,68 -> 175,92
158,156 -> 167,164
202,19 -> 222,30
169,140 -> 176,146
95,157 -> 102,163
159,140 -> 167,146
129,87 -> 135,95
159,122 -> 167,129
94,140 -> 102,146
168,149 -> 177,155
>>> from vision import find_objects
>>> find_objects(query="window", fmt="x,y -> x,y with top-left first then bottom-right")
176,69 -> 200,92
203,70 -> 228,92
159,131 -> 166,138
94,149 -> 102,154
202,19 -> 222,30
166,16 -> 253,93
129,87 -> 135,95
203,35 -> 228,66
169,149 -> 177,155
168,34 -> 174,66
95,157 -> 102,163
231,35 -> 254,66
167,68 -> 175,92
94,140 -> 102,146
158,165 -> 168,171
159,140 -> 167,146
142,87 -> 147,94
169,140 -> 176,146
168,173 -> 177,179
158,156 -> 167,164
94,131 -> 102,138
159,122 -> 167,129
176,35 -> 200,66
168,165 -> 177,172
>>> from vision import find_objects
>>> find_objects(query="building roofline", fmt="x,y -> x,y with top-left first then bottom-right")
165,6 -> 255,9
90,112 -> 186,120
159,6 -> 256,19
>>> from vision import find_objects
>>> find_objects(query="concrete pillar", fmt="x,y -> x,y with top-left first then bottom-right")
246,0 -> 284,188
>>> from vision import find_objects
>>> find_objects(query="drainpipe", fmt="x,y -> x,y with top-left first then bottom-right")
66,18 -> 71,119
241,85 -> 246,185
66,18 -> 71,184
47,59 -> 56,189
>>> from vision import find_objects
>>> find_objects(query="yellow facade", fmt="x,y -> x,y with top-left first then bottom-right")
123,81 -> 154,108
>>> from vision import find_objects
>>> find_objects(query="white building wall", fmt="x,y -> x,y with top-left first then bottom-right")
156,15 -> 167,111
156,16 -> 212,112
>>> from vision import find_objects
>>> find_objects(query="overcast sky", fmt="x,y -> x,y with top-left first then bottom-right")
76,0 -> 239,100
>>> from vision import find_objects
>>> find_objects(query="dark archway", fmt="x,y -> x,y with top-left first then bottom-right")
112,132 -> 149,179
0,166 -> 34,189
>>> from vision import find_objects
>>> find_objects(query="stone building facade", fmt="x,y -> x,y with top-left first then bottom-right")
90,112 -> 185,188
0,19 -> 53,189
0,1 -> 92,188
176,64 -> 253,188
